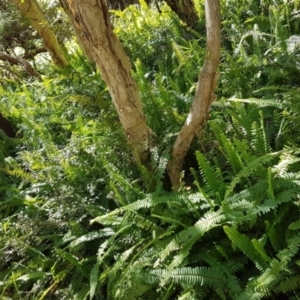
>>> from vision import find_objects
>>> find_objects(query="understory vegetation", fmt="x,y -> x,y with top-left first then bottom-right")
1,0 -> 300,299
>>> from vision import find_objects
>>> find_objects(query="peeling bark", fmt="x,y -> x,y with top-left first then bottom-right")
0,52 -> 40,78
11,0 -> 69,67
59,0 -> 95,63
167,0 -> 221,190
66,0 -> 152,164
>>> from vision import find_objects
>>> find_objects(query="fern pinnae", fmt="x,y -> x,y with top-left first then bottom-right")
195,151 -> 225,203
151,267 -> 225,287
228,97 -> 283,108
224,152 -> 279,200
273,274 -> 300,294
194,252 -> 243,295
69,229 -> 115,248
91,192 -> 185,224
251,239 -> 272,263
160,210 -> 225,263
238,289 -> 265,300
211,122 -> 245,175
233,138 -> 253,166
223,226 -> 268,270
151,214 -> 188,229
222,200 -> 253,223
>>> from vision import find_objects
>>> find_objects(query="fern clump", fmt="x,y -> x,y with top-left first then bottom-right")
1,0 -> 300,299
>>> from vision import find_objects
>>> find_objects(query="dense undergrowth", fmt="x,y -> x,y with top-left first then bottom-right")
1,0 -> 300,299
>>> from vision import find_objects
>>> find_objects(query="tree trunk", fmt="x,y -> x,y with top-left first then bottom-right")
11,0 -> 69,67
167,0 -> 221,190
164,0 -> 199,28
106,0 -> 151,10
64,0 -> 152,164
0,113 -> 15,138
59,0 -> 95,63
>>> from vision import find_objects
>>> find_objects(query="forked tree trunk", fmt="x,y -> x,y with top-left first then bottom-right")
64,0 -> 152,164
164,0 -> 199,28
11,0 -> 69,67
62,0 -> 220,190
167,0 -> 221,190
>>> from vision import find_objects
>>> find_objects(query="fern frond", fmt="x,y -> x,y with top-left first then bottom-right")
228,97 -> 283,108
251,119 -> 269,155
223,226 -> 267,270
211,122 -> 245,175
288,219 -> 300,230
273,274 -> 300,294
159,211 -> 225,263
195,151 -> 225,202
224,152 -> 279,200
91,192 -> 186,224
150,267 -> 225,287
277,234 -> 300,265
69,229 -> 114,248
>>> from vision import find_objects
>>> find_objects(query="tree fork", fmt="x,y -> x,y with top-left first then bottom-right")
167,0 -> 221,190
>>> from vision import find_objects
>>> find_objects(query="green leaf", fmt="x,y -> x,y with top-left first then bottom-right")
17,272 -> 48,281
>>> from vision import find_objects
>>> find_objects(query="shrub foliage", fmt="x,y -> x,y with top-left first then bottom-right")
1,0 -> 300,299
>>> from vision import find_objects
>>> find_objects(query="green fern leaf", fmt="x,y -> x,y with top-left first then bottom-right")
224,152 -> 278,200
160,211 -> 225,263
69,229 -> 114,248
273,274 -> 300,294
151,267 -> 224,287
89,261 -> 100,300
224,226 -> 267,269
288,219 -> 300,230
195,151 -> 224,202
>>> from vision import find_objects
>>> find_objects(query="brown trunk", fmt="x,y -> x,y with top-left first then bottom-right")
59,0 -> 95,63
66,0 -> 152,164
167,0 -> 221,190
0,113 -> 15,138
164,0 -> 199,28
107,0 -> 151,10
11,0 -> 69,67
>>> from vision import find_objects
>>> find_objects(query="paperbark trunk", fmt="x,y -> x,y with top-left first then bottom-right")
164,0 -> 199,28
167,0 -> 221,190
11,0 -> 69,67
59,0 -> 94,63
65,0 -> 152,164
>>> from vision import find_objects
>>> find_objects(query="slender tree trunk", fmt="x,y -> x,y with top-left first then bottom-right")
11,0 -> 69,67
64,0 -> 152,164
164,0 -> 199,28
167,0 -> 221,190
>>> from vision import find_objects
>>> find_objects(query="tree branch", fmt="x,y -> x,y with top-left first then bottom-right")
11,0 -> 69,67
23,47 -> 47,59
167,0 -> 221,190
0,52 -> 40,78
